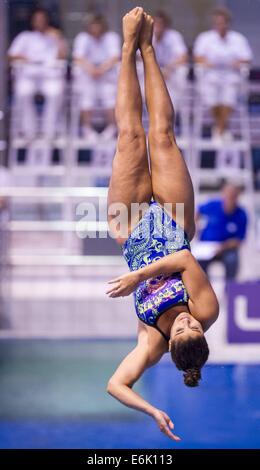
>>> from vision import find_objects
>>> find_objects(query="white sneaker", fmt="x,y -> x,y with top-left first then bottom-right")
82,126 -> 99,144
100,124 -> 117,141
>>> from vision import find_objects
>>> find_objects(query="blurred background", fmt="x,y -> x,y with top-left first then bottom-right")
0,0 -> 260,449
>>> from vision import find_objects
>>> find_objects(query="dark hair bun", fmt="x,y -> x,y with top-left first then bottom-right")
183,368 -> 201,387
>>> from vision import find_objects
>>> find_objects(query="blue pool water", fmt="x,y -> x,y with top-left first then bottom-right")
0,340 -> 259,449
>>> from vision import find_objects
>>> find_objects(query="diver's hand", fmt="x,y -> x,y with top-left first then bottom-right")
106,271 -> 141,297
152,409 -> 181,442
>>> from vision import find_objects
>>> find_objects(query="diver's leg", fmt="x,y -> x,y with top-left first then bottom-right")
108,7 -> 152,243
140,13 -> 195,240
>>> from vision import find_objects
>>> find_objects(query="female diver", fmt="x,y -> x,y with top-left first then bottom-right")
106,7 -> 219,441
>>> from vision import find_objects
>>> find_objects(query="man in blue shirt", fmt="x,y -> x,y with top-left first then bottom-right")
197,183 -> 248,279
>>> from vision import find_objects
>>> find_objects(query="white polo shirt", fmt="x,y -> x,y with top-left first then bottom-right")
194,30 -> 252,69
8,31 -> 60,63
153,29 -> 187,68
73,31 -> 121,66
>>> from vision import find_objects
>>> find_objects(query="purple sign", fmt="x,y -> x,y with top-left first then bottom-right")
227,281 -> 260,343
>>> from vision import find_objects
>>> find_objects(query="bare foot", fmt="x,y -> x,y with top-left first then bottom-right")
122,7 -> 144,50
139,12 -> 154,53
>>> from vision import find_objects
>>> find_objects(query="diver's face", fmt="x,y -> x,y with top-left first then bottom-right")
170,312 -> 203,342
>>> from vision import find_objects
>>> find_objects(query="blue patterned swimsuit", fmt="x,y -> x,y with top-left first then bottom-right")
122,201 -> 190,341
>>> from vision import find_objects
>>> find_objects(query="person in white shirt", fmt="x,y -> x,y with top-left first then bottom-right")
137,10 -> 188,112
153,10 -> 188,108
73,13 -> 121,141
194,7 -> 252,140
8,8 -> 67,141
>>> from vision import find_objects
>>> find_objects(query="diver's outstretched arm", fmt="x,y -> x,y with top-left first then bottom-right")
106,327 -> 181,441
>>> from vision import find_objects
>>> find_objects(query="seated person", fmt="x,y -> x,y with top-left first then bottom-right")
196,182 -> 248,280
8,7 -> 67,141
137,10 -> 188,113
73,13 -> 121,141
193,7 -> 252,141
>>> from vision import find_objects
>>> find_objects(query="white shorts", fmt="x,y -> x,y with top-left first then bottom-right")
200,70 -> 241,108
166,67 -> 188,109
12,64 -> 65,98
137,61 -> 187,109
15,76 -> 64,98
74,68 -> 118,110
